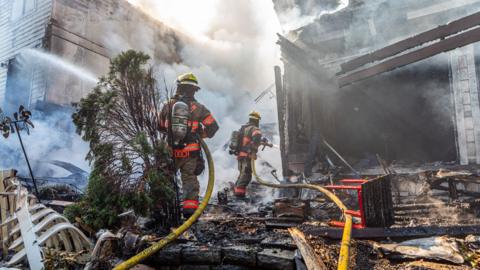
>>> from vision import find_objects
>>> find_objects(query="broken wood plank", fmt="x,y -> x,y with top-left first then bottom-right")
303,224 -> 480,240
339,11 -> 480,74
288,228 -> 327,270
338,26 -> 480,87
394,203 -> 449,211
406,260 -> 466,270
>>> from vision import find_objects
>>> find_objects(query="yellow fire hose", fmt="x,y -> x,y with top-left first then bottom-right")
251,159 -> 352,270
113,139 -> 215,270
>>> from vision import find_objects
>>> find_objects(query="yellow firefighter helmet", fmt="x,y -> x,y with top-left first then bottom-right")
176,72 -> 200,88
249,111 -> 261,120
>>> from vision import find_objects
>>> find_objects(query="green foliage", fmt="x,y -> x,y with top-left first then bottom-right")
69,50 -> 176,230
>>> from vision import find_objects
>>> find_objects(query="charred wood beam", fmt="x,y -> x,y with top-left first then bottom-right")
433,176 -> 480,184
339,11 -> 480,74
394,208 -> 459,216
338,26 -> 480,87
430,184 -> 480,198
394,203 -> 449,211
303,224 -> 480,240
448,178 -> 459,200
277,34 -> 333,84
275,66 -> 288,177
289,228 -> 327,270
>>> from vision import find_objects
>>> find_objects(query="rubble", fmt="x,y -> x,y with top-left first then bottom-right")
289,227 -> 327,270
2,2 -> 480,269
373,236 -> 465,264
0,170 -> 92,269
3,162 -> 480,269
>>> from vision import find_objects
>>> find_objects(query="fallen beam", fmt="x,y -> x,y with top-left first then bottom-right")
303,224 -> 480,240
289,228 -> 327,270
338,26 -> 480,87
339,11 -> 480,74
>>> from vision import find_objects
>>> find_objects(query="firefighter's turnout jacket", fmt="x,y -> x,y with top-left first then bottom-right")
234,122 -> 262,197
159,95 -> 219,211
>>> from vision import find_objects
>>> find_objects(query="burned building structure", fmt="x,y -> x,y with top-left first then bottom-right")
273,0 -> 480,176
0,0 -> 182,114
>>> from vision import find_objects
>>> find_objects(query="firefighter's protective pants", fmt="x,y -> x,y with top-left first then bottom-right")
175,156 -> 199,201
235,157 -> 252,188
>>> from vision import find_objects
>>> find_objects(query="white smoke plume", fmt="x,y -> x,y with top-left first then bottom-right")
0,48 -> 92,181
274,0 -> 350,32
0,110 -> 90,179
1,1 -> 285,201
124,0 -> 284,195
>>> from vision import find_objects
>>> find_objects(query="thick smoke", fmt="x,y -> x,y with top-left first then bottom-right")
2,1 -> 284,199
273,0 -> 349,32
125,0 -> 284,195
0,49 -> 91,180
0,109 -> 90,178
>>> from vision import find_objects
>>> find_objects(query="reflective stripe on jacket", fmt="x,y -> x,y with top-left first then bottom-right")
160,96 -> 219,158
238,124 -> 262,159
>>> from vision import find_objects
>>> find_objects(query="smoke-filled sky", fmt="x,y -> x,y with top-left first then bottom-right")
273,0 -> 350,32
124,0 -> 285,192
0,0 -> 289,195
1,0 -> 350,196
0,49 -> 93,179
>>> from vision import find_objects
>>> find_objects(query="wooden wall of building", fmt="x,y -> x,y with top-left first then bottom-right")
0,0 -> 52,110
277,0 -> 480,173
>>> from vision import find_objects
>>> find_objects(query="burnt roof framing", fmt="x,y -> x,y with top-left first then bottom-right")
339,11 -> 480,75
337,25 -> 480,87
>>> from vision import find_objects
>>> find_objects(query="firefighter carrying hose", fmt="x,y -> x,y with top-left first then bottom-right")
230,111 -> 271,197
160,73 -> 219,218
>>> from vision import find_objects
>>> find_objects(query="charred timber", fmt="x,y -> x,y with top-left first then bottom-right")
303,224 -> 480,240
339,11 -> 480,74
338,26 -> 480,87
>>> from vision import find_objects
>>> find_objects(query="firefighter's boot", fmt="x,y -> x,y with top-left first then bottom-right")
182,199 -> 198,219
234,186 -> 247,198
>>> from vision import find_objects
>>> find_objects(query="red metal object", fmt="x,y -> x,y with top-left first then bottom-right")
328,221 -> 366,230
325,179 -> 368,229
340,179 -> 368,184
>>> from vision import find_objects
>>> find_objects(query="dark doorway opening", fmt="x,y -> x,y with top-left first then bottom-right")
331,55 -> 457,165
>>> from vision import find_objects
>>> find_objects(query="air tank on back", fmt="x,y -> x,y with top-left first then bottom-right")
171,101 -> 190,146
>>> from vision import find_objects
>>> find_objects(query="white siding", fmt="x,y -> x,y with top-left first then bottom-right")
0,0 -> 53,107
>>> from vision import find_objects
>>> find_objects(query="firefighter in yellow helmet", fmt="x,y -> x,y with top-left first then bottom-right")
159,72 -> 219,218
232,111 -> 263,197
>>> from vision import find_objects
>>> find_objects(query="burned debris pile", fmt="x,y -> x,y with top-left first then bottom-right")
3,164 -> 480,270
4,1 -> 480,269
0,170 -> 92,270
92,168 -> 480,269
